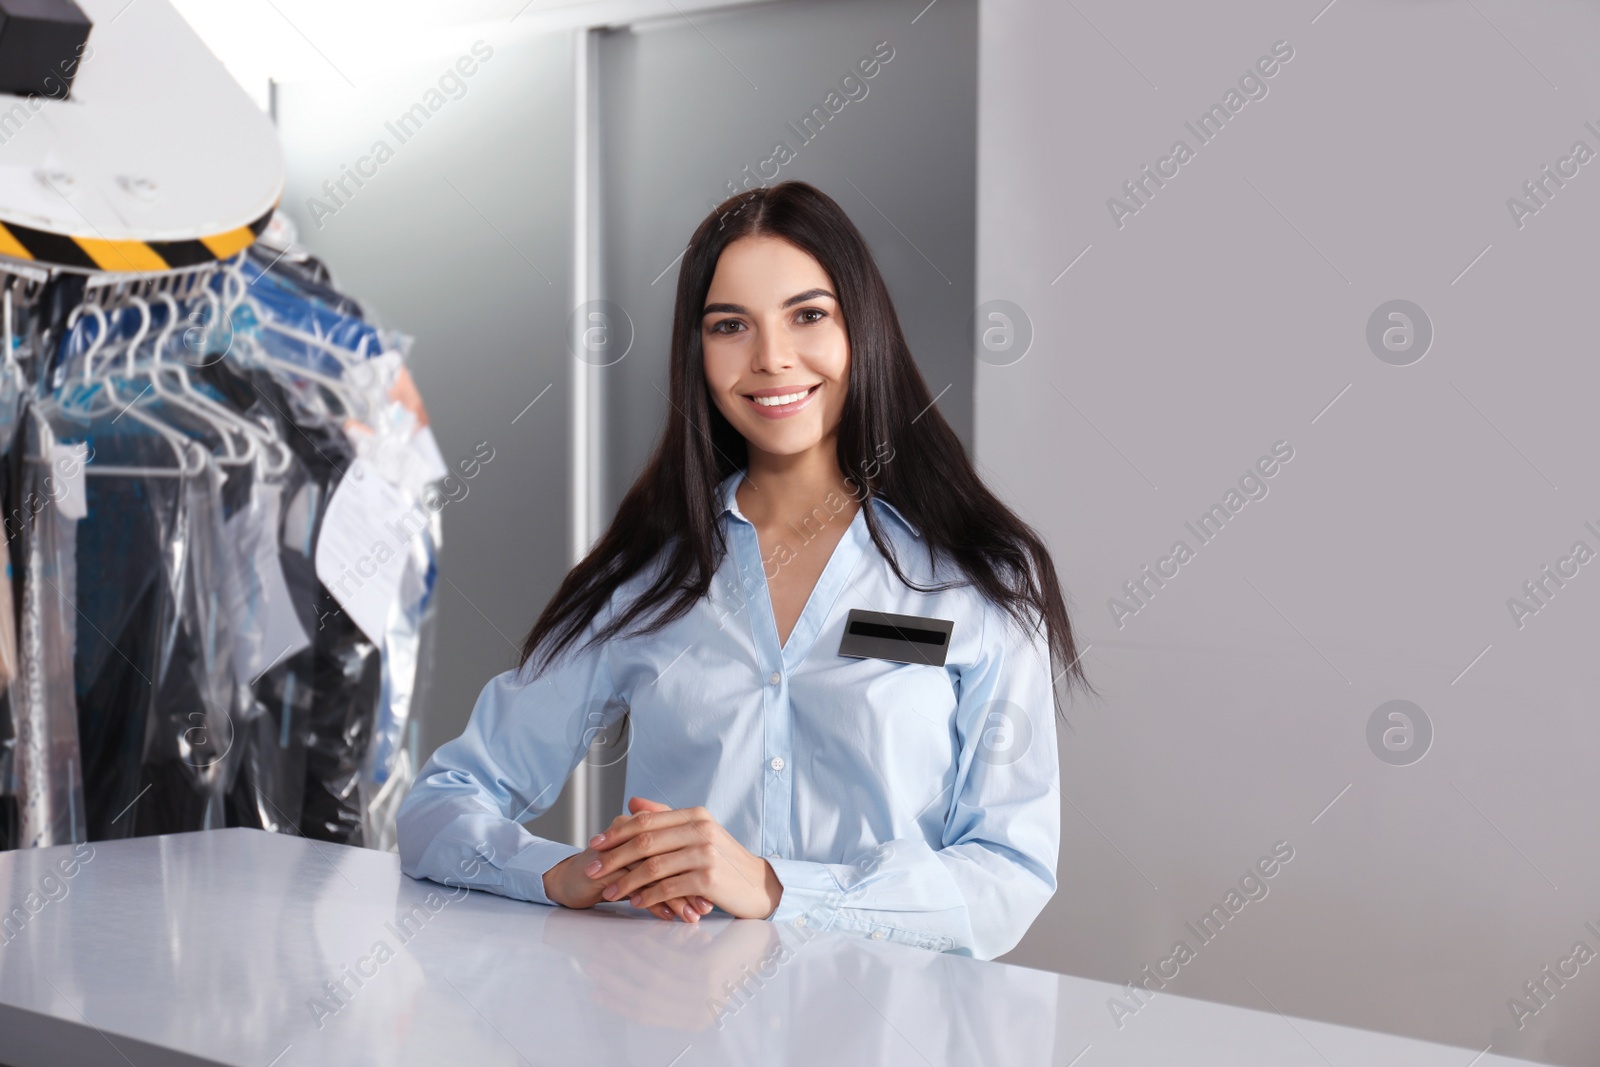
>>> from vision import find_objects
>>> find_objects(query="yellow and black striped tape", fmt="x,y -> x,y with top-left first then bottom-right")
0,205 -> 275,274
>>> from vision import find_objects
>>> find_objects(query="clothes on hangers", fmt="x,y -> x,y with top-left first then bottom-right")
0,228 -> 441,853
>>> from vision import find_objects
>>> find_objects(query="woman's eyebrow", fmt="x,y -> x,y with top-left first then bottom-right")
702,288 -> 837,316
781,287 -> 836,308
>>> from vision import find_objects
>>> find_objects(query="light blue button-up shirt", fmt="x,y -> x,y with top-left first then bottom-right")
397,469 -> 1061,960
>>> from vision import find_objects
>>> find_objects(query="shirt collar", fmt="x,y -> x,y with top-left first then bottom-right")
717,469 -> 920,539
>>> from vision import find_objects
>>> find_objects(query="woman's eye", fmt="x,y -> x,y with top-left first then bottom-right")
709,319 -> 743,335
797,308 -> 825,325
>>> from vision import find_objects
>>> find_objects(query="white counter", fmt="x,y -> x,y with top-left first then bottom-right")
0,828 -> 1542,1066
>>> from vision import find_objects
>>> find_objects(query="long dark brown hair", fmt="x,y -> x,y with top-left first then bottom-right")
520,181 -> 1094,717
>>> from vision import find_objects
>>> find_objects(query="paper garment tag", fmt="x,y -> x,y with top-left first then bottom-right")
225,484 -> 312,686
314,456 -> 427,643
47,441 -> 88,521
409,425 -> 449,484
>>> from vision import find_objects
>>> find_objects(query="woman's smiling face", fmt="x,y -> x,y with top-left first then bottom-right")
700,234 -> 850,459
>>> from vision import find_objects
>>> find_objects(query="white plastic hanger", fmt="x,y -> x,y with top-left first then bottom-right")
120,294 -> 257,467
49,302 -> 203,478
148,291 -> 292,476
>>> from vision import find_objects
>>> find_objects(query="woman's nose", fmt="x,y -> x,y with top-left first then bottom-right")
749,323 -> 794,372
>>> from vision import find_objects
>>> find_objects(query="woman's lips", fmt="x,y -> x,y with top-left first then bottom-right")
743,383 -> 820,419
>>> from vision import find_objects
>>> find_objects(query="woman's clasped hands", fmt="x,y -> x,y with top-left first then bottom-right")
542,796 -> 784,922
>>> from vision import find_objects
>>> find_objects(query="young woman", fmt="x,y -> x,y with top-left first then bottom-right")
396,180 -> 1092,960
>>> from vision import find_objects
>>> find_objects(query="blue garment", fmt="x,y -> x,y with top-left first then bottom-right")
396,470 -> 1060,960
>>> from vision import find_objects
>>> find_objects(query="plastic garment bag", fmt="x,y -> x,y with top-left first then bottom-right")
8,410 -> 85,847
35,302 -> 236,840
200,358 -> 382,845
188,360 -> 319,838
362,507 -> 439,852
220,472 -> 313,836
41,305 -> 280,841
69,422 -> 186,840
0,362 -> 21,700
59,405 -> 240,837
328,334 -> 445,853
145,462 -> 239,832
0,348 -> 29,847
233,251 -> 404,385
226,259 -> 441,848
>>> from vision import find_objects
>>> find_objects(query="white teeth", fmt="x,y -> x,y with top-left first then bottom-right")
752,387 -> 812,407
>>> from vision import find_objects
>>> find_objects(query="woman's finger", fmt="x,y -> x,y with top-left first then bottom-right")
627,796 -> 674,816
634,873 -> 703,913
644,891 -> 687,922
601,845 -> 702,903
619,860 -> 704,922
591,808 -> 690,849
590,805 -> 709,852
618,860 -> 681,919
585,822 -> 708,881
641,895 -> 697,921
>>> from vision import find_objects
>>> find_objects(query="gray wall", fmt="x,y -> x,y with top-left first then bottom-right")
977,2 -> 1600,1064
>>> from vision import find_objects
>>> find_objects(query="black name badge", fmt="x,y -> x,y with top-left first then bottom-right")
837,609 -> 955,667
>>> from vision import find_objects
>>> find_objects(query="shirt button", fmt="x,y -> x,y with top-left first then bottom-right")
768,671 -> 781,686
870,930 -> 886,940
770,756 -> 785,772
794,915 -> 807,927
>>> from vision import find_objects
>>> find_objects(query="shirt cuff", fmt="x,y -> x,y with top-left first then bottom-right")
765,856 -> 845,928
500,839 -> 584,906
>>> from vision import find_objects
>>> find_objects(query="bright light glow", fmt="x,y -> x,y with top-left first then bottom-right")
167,0 -> 596,109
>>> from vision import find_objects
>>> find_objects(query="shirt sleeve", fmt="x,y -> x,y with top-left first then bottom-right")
765,593 -> 1061,960
396,598 -> 626,907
